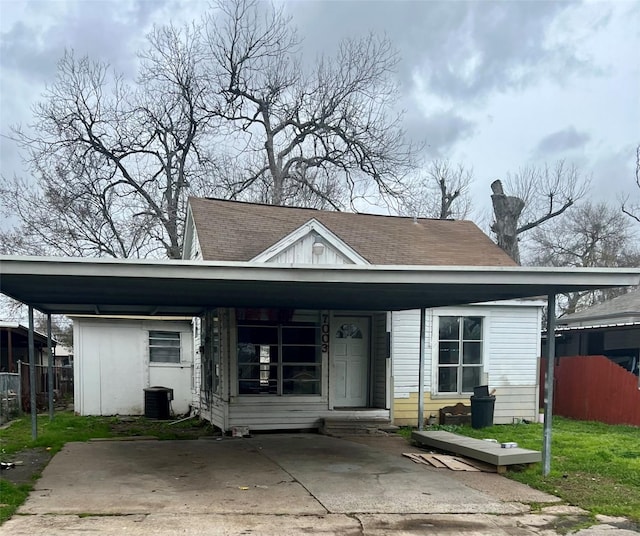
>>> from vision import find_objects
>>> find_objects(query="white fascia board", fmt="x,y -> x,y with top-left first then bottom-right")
249,218 -> 369,264
181,204 -> 195,260
1,256 -> 639,286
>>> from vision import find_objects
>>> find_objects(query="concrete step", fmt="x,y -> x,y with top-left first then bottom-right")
321,417 -> 397,436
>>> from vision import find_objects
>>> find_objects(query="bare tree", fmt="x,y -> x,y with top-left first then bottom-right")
530,201 -> 639,314
2,2 -> 417,260
202,0 -> 416,209
1,23 -> 217,259
491,161 -> 588,263
399,160 -> 473,220
621,145 -> 640,223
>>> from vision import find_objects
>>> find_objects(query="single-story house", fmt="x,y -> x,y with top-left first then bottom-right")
0,322 -> 51,372
73,316 -> 194,416
550,289 -> 640,376
182,198 -> 544,430
1,223 -> 636,436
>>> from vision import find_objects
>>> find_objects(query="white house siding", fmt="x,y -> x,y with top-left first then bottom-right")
267,234 -> 354,264
73,318 -> 193,416
392,303 -> 541,426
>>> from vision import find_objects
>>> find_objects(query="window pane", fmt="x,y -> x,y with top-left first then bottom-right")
438,367 -> 458,392
463,317 -> 482,340
282,380 -> 321,395
283,364 -> 320,380
438,317 -> 459,340
239,379 -> 278,395
281,345 -> 320,363
282,325 -> 319,344
462,366 -> 482,393
439,341 -> 459,364
335,323 -> 362,339
463,342 -> 482,364
150,347 -> 180,363
238,343 -> 278,364
237,326 -> 278,345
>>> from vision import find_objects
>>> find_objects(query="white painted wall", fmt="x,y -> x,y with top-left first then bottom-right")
73,318 -> 193,416
391,301 -> 542,424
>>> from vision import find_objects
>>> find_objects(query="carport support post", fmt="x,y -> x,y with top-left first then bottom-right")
47,314 -> 54,421
542,293 -> 556,477
417,308 -> 426,431
28,305 -> 37,440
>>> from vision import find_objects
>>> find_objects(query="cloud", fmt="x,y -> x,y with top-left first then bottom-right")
404,110 -> 476,159
534,126 -> 591,156
287,1 -> 598,104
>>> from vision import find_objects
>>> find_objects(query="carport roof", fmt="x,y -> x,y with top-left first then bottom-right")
0,255 -> 638,316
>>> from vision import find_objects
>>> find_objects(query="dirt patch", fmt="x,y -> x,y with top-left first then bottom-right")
1,447 -> 52,485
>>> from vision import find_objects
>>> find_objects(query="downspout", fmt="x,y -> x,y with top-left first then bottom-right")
28,306 -> 37,440
417,308 -> 426,430
542,293 -> 556,476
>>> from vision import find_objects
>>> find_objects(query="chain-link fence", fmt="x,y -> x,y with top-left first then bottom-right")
0,372 -> 21,424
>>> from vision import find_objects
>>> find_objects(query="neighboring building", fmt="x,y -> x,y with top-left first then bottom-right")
0,322 -> 50,372
73,316 -> 194,416
552,289 -> 640,376
182,197 -> 543,431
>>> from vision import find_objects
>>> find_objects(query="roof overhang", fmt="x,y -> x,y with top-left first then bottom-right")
1,256 -> 638,316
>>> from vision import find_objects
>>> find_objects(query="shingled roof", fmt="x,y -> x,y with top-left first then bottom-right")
559,288 -> 640,324
188,197 -> 516,266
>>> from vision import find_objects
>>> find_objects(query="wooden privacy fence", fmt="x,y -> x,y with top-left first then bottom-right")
540,355 -> 640,426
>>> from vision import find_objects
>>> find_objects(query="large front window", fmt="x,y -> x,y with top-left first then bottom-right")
237,310 -> 321,395
437,316 -> 483,394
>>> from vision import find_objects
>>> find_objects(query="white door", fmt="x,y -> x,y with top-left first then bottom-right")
332,317 -> 369,407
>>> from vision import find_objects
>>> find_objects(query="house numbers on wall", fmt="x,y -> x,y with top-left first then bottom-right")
321,313 -> 330,354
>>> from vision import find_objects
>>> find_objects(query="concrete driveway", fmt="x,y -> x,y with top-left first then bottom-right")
2,434 -> 631,535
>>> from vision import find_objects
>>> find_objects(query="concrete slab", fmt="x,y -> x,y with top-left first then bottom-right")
19,439 -> 325,515
253,434 -> 527,514
412,430 -> 542,466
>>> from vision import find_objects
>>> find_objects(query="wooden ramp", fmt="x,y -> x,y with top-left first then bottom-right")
412,430 -> 541,473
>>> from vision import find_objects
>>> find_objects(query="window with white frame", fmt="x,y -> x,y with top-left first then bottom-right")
149,331 -> 181,363
437,316 -> 483,394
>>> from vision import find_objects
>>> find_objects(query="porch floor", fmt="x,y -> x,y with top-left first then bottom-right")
411,430 -> 541,471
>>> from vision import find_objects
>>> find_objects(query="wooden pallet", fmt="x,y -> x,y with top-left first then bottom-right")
402,452 -> 497,472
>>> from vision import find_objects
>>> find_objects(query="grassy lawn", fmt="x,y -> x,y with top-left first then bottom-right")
407,417 -> 640,522
0,412 -> 217,523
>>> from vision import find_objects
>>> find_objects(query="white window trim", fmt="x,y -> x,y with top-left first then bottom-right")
149,330 -> 182,365
431,308 -> 491,396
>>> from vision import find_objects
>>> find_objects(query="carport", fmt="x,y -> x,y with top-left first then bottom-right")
1,255 -> 638,474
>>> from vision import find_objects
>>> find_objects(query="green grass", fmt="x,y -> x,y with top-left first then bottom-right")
407,417 -> 640,522
0,412 -> 114,457
0,480 -> 31,524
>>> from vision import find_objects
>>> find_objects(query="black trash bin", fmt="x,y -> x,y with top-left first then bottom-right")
470,385 -> 495,429
144,386 -> 172,420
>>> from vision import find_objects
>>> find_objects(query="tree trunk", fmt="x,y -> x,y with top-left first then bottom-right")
491,180 -> 525,264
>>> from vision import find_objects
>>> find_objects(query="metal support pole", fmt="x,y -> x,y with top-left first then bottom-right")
28,306 -> 37,440
47,314 -> 54,421
417,308 -> 426,430
542,293 -> 556,476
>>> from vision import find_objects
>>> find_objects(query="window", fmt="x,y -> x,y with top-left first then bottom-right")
437,316 -> 483,394
149,331 -> 181,363
237,310 -> 321,396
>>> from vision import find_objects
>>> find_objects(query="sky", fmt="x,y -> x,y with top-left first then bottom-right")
1,0 -> 639,222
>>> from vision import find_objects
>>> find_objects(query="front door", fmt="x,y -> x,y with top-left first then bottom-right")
332,316 -> 369,407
